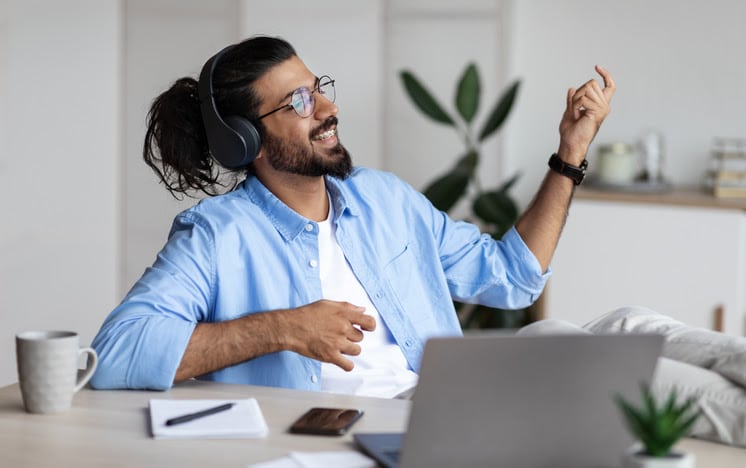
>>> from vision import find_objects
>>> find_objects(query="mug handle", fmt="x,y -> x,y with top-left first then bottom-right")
73,347 -> 98,392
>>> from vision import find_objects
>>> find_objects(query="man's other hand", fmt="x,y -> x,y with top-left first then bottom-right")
283,300 -> 376,371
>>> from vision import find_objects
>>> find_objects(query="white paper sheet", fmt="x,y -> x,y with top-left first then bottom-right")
149,398 -> 268,439
248,451 -> 376,468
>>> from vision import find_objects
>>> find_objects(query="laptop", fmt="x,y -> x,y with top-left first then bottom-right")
354,334 -> 663,468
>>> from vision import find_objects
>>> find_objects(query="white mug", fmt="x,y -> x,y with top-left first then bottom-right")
16,330 -> 98,414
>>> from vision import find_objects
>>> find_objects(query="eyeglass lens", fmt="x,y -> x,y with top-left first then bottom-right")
289,76 -> 335,118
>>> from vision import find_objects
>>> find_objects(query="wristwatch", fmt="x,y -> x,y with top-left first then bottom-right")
548,153 -> 588,186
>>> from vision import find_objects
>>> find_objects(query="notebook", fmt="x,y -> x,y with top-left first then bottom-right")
354,334 -> 663,468
149,398 -> 268,439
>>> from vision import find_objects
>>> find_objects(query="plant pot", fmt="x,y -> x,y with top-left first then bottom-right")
622,446 -> 695,468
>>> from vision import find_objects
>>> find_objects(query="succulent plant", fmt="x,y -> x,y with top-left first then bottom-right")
615,383 -> 701,457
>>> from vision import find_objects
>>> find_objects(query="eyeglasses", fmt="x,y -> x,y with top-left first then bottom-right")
257,75 -> 336,120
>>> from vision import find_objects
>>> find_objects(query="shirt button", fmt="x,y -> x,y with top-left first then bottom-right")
305,224 -> 314,232
311,374 -> 318,383
404,340 -> 413,347
375,291 -> 383,299
309,259 -> 318,268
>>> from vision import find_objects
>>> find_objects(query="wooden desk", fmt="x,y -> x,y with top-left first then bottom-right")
0,381 -> 406,467
1,381 -> 744,467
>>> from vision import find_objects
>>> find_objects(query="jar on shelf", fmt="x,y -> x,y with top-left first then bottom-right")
596,142 -> 639,185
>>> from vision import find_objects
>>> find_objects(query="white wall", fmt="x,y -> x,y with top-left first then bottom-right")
504,0 -> 746,204
0,1 -> 6,227
123,0 -> 239,287
239,0 -> 384,172
0,0 -> 121,385
384,0 -> 507,198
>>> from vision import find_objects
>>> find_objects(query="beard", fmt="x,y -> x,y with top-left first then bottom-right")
261,116 -> 353,179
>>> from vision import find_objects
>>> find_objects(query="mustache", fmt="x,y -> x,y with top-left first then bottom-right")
310,116 -> 338,139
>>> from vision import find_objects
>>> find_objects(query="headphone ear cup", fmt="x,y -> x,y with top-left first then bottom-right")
198,45 -> 261,170
224,115 -> 262,164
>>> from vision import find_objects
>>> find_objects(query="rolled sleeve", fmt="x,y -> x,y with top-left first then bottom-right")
444,224 -> 551,310
90,213 -> 214,390
500,226 -> 551,301
91,313 -> 195,390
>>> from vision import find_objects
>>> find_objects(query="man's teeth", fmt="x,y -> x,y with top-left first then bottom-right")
314,128 -> 336,140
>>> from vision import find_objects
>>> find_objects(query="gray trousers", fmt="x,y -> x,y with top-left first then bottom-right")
518,306 -> 746,447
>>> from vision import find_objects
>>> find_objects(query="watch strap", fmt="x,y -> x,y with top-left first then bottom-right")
548,153 -> 588,185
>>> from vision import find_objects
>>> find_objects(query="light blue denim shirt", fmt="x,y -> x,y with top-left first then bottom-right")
91,167 -> 550,390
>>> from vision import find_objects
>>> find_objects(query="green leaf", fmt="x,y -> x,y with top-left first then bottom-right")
455,63 -> 480,124
400,71 -> 455,126
672,409 -> 701,440
422,171 -> 469,212
496,172 -> 521,194
454,149 -> 479,175
615,396 -> 649,438
642,384 -> 658,420
478,80 -> 521,142
662,388 -> 679,415
472,190 -> 519,232
674,397 -> 697,417
422,150 -> 478,212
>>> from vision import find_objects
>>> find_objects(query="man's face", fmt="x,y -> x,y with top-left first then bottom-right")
253,56 -> 352,179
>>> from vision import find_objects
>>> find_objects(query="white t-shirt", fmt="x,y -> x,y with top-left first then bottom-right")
317,203 -> 418,398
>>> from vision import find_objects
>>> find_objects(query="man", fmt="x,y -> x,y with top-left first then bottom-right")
90,35 -> 614,396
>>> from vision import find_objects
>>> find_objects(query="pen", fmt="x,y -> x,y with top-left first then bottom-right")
165,402 -> 235,426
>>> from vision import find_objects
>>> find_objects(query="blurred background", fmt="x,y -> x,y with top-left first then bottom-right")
1,0 -> 745,385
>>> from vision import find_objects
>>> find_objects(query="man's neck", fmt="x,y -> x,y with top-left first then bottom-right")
256,169 -> 329,222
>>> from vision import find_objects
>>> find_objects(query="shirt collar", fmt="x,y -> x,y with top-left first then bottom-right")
325,173 -> 360,219
242,173 -> 359,242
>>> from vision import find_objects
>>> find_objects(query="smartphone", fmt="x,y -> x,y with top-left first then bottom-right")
288,407 -> 364,436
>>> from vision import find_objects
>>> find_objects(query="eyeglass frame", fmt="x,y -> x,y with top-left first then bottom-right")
256,75 -> 336,120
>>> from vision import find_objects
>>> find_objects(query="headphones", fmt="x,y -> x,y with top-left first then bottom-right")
198,45 -> 262,169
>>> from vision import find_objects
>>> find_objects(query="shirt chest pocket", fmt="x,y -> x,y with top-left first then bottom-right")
382,242 -> 433,315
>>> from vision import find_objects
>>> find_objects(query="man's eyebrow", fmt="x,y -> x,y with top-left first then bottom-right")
274,76 -> 320,106
276,90 -> 294,106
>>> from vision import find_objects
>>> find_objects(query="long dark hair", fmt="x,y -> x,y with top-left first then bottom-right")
143,36 -> 296,198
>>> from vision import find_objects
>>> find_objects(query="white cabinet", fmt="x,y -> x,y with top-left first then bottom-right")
546,189 -> 746,335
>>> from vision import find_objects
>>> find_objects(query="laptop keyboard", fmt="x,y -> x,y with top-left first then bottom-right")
382,450 -> 401,463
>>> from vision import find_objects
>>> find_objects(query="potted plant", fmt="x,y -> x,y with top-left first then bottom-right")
400,63 -> 529,329
614,383 -> 701,468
